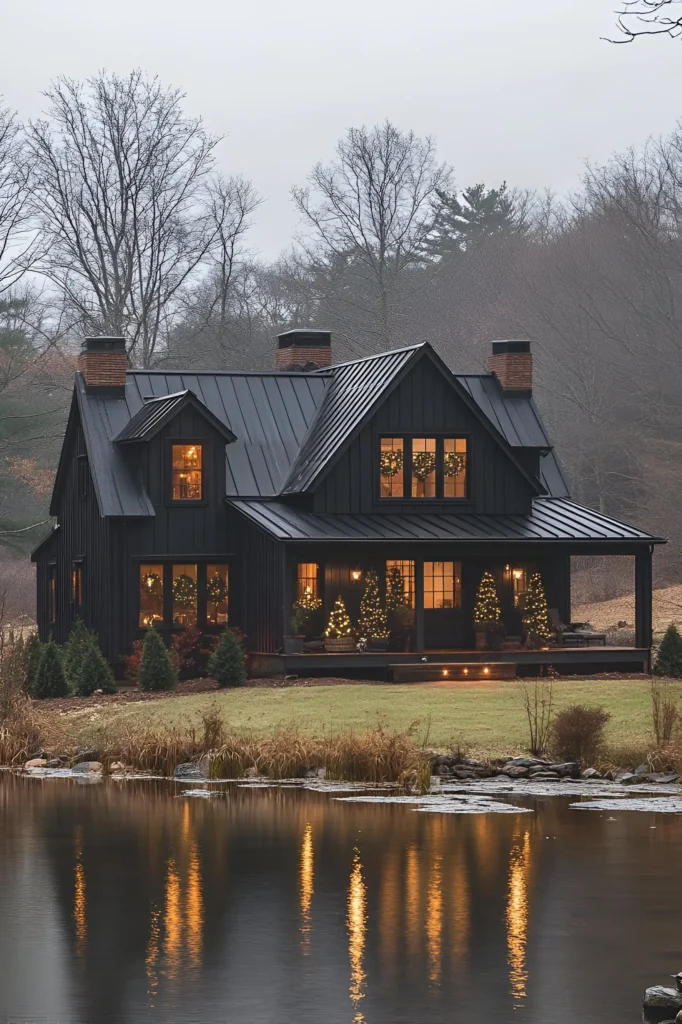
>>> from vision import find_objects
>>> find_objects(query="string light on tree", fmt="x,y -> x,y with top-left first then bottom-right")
357,569 -> 390,640
325,595 -> 354,639
386,565 -> 406,610
522,572 -> 551,646
474,572 -> 501,624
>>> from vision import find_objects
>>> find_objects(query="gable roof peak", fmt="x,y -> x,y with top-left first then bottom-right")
313,341 -> 428,373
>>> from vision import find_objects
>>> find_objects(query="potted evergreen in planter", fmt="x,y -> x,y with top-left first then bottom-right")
386,565 -> 414,651
324,595 -> 356,652
473,571 -> 502,650
284,603 -> 308,654
522,572 -> 552,649
358,570 -> 390,651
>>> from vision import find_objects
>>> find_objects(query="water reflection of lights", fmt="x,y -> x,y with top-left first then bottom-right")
450,848 -> 470,975
426,854 -> 443,985
379,849 -> 399,977
73,827 -> 87,958
405,844 -> 420,959
186,841 -> 203,967
506,830 -> 531,1007
164,857 -> 182,977
145,905 -> 161,1003
348,849 -> 368,1023
300,823 -> 314,952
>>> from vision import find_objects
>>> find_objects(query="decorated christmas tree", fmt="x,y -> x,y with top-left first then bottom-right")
473,572 -> 501,624
325,595 -> 354,639
386,566 -> 406,610
357,570 -> 390,640
522,572 -> 551,646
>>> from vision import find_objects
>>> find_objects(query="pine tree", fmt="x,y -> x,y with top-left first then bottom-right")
24,633 -> 43,695
522,572 -> 551,646
386,566 -> 406,610
425,182 -> 525,259
357,570 -> 390,640
209,627 -> 247,688
325,596 -> 354,639
62,619 -> 93,693
655,624 -> 682,677
75,635 -> 117,696
137,628 -> 177,692
474,572 -> 501,624
33,639 -> 69,699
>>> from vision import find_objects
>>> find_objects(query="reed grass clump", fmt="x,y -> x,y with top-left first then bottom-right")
0,694 -> 49,765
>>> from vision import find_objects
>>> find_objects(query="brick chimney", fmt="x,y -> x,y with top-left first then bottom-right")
276,329 -> 332,371
487,339 -> 532,395
78,337 -> 127,389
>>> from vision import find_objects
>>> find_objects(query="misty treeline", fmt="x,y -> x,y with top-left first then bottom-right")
1,68 -> 681,615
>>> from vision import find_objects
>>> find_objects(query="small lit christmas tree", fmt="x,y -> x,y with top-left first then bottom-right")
386,566 -> 406,611
358,570 -> 390,640
325,595 -> 354,639
473,572 -> 501,624
522,572 -> 551,646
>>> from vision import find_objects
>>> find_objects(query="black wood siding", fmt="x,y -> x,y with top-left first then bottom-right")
312,357 -> 536,515
228,509 -> 285,653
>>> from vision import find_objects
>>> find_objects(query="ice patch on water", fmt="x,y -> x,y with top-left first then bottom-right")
570,797 -> 682,813
335,793 -> 533,814
434,776 -> 682,799
180,788 -> 225,798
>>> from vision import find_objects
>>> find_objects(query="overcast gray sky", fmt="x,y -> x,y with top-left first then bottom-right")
3,0 -> 681,259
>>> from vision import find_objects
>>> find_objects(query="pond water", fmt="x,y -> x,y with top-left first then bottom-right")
1,773 -> 680,1024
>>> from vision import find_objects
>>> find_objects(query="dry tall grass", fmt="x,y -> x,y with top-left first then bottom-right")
0,695 -> 48,765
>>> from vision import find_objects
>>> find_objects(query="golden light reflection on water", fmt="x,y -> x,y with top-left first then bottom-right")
404,844 -> 420,960
73,827 -> 86,959
506,830 -> 531,1007
425,853 -> 443,985
379,848 -> 399,977
348,849 -> 367,1023
163,857 -> 182,978
145,905 -> 161,1004
299,822 -> 314,952
186,841 -> 203,967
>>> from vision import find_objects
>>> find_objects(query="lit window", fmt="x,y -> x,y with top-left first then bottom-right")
412,438 -> 436,498
385,560 -> 415,609
71,562 -> 83,608
172,564 -> 198,627
512,567 -> 527,607
139,564 -> 164,627
206,564 -> 229,625
443,438 -> 467,498
297,563 -> 319,601
171,445 -> 203,500
424,561 -> 462,609
379,438 -> 404,498
48,565 -> 57,623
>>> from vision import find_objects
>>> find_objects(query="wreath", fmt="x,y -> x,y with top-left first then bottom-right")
206,573 -> 228,605
412,451 -> 436,481
444,452 -> 466,477
141,571 -> 162,595
172,573 -> 197,609
380,449 -> 403,478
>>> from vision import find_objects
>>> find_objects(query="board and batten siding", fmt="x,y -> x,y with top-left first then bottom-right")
311,356 -> 537,515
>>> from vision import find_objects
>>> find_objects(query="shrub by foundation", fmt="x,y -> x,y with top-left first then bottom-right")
62,619 -> 93,693
209,628 -> 247,688
33,639 -> 69,699
654,624 -> 682,678
137,629 -> 177,692
76,638 -> 116,696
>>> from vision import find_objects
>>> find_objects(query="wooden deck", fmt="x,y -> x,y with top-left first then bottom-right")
249,646 -> 651,679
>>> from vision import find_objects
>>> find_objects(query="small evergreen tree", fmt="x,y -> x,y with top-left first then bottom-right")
522,572 -> 551,646
385,566 -> 406,610
62,619 -> 93,693
474,572 -> 501,624
33,638 -> 69,699
655,623 -> 682,677
357,570 -> 390,640
75,635 -> 117,695
325,596 -> 354,639
137,628 -> 177,692
24,633 -> 43,695
209,627 -> 247,688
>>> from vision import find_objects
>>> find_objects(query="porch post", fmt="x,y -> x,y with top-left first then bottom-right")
635,546 -> 653,652
415,556 -> 425,652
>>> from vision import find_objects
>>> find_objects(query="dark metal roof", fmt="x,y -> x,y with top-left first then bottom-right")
76,369 -> 327,516
114,390 -> 236,444
229,497 -> 663,545
282,345 -> 419,493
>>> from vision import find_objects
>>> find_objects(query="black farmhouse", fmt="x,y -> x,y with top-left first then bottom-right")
33,332 -> 663,678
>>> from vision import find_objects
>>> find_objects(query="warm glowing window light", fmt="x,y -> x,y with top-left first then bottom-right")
171,444 -> 203,500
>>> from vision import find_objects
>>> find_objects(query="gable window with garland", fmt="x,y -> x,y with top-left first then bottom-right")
379,436 -> 468,500
172,564 -> 198,627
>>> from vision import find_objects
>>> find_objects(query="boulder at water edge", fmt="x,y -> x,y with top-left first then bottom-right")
643,986 -> 682,1011
173,762 -> 207,780
71,761 -> 103,774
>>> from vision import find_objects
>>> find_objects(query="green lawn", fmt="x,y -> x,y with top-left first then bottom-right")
76,678 -> 674,756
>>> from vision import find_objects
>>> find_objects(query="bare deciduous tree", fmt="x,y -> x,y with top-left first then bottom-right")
0,104 -> 36,296
27,70 -> 221,365
292,120 -> 451,349
613,0 -> 682,41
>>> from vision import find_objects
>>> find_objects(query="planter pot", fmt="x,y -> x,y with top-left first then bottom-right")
324,636 -> 356,653
475,629 -> 487,651
368,638 -> 389,652
283,636 -> 304,654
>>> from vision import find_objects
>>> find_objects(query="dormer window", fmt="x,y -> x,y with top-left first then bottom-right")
171,444 -> 203,501
379,436 -> 469,500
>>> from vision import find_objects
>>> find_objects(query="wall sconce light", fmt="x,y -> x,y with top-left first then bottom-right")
504,564 -> 511,572
350,568 -> 362,582
483,666 -> 490,675
442,668 -> 449,677
512,569 -> 523,580
462,667 -> 469,675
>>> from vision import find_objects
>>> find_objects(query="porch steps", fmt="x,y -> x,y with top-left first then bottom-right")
389,662 -> 517,683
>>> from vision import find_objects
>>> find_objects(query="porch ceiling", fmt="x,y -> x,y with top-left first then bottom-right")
229,497 -> 664,546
